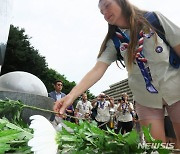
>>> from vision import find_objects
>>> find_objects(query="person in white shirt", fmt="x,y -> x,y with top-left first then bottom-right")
93,93 -> 114,130
75,93 -> 92,123
116,93 -> 134,134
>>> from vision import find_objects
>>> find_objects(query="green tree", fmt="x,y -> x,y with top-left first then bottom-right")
45,68 -> 76,94
1,25 -> 48,80
45,69 -> 95,99
86,90 -> 95,100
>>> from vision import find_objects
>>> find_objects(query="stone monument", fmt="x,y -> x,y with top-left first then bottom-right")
0,71 -> 54,123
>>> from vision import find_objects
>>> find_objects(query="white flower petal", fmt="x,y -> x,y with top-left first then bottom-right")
29,115 -> 57,131
33,131 -> 56,137
30,142 -> 57,152
28,136 -> 56,146
33,145 -> 58,154
28,115 -> 58,154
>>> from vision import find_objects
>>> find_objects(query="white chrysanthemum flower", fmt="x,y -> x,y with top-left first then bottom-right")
28,115 -> 59,154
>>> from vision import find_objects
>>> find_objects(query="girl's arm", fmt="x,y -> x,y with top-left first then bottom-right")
54,61 -> 109,114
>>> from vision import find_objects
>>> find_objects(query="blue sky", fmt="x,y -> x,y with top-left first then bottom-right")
11,0 -> 180,95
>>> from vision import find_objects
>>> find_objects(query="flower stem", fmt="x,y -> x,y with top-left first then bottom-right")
22,104 -> 85,120
23,104 -> 56,114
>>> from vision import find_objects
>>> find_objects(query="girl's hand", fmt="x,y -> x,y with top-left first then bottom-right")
53,94 -> 74,116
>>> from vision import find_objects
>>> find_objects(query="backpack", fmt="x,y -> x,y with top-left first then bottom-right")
112,12 -> 180,69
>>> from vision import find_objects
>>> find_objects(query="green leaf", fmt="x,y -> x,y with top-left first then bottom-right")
0,117 -> 33,153
63,120 -> 79,130
88,124 -> 105,136
124,130 -> 139,145
0,123 -> 6,130
142,125 -> 155,142
106,127 -> 118,136
0,143 -> 11,154
0,118 -> 33,139
60,135 -> 77,142
0,129 -> 20,139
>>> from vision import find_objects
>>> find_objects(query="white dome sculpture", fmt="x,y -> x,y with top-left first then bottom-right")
0,71 -> 48,97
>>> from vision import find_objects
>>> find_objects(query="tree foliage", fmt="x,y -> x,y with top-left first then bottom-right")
1,25 -> 95,99
1,25 -> 47,78
1,25 -> 48,82
45,68 -> 76,95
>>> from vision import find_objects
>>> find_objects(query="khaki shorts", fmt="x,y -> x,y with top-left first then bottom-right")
136,101 -> 180,123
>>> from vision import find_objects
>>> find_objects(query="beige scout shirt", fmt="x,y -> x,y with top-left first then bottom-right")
76,100 -> 92,117
97,12 -> 180,109
116,103 -> 134,122
95,101 -> 111,122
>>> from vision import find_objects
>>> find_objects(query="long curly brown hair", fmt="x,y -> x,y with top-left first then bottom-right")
98,0 -> 155,70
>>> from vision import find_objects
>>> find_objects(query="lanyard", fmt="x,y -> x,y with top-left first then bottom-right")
99,101 -> 105,109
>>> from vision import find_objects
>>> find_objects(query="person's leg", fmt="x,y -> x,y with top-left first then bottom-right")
170,123 -> 180,149
135,121 -> 141,133
121,122 -> 125,135
97,121 -> 104,129
136,103 -> 166,142
166,101 -> 180,149
139,119 -> 166,142
171,123 -> 180,149
98,121 -> 107,130
125,121 -> 133,133
115,121 -> 122,134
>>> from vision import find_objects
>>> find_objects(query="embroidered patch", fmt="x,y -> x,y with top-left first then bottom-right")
155,46 -> 163,53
